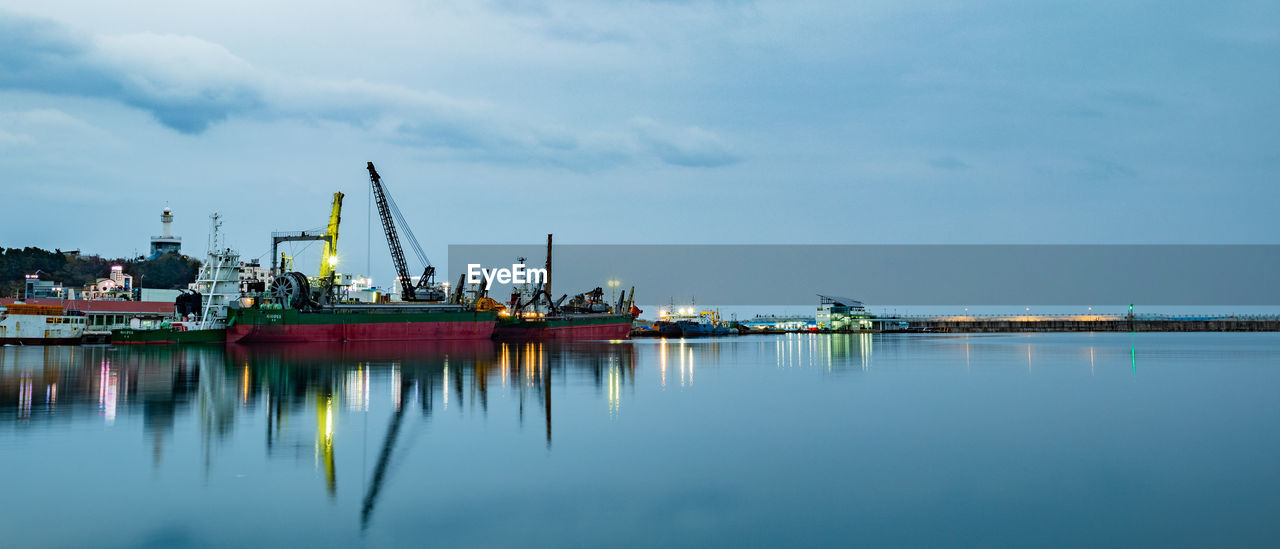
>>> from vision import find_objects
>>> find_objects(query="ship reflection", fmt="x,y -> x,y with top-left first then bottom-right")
225,340 -> 636,529
1,335 -> 1152,535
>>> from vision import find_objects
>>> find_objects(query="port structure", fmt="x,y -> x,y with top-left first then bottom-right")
366,162 -> 442,302
269,192 -> 344,278
270,230 -> 331,274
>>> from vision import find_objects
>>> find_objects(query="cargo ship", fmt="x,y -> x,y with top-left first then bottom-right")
491,234 -> 640,341
0,303 -> 86,345
226,162 -> 499,344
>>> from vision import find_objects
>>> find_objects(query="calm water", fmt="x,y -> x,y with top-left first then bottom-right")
3,333 -> 1280,547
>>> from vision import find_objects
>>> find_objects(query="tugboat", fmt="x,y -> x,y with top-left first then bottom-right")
492,234 -> 639,341
112,213 -> 237,345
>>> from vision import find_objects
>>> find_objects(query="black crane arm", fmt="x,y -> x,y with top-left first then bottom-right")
367,162 -> 417,301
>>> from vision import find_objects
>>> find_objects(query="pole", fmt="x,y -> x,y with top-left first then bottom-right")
544,234 -> 553,309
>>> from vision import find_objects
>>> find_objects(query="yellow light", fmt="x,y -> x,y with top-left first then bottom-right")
328,256 -> 339,267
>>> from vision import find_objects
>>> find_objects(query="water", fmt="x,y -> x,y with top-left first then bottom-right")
3,333 -> 1279,547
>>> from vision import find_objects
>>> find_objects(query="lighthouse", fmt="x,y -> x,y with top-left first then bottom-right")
149,207 -> 182,258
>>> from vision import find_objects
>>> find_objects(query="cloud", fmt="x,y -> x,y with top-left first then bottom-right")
0,10 -> 740,169
630,117 -> 741,167
0,108 -> 107,147
0,12 -> 263,134
540,21 -> 633,44
929,157 -> 968,170
1076,158 -> 1137,181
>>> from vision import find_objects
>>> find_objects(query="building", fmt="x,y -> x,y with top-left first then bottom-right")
83,265 -> 133,300
816,295 -> 873,331
23,275 -> 65,299
149,207 -> 182,258
740,315 -> 816,331
236,259 -> 272,293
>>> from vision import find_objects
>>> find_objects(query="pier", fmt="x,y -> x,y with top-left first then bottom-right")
872,314 -> 1280,333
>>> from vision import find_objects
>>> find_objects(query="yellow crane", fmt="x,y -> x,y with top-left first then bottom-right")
319,192 -> 343,279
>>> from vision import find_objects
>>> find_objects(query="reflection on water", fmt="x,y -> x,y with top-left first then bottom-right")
3,333 -> 1280,547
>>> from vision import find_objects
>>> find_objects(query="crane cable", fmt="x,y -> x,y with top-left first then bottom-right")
380,178 -> 432,268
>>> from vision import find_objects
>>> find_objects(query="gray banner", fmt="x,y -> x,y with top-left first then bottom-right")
446,244 -> 1280,306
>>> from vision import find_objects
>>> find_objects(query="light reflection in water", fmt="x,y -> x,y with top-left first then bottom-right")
315,393 -> 336,497
659,338 -> 667,388
0,334 -> 1175,541
18,373 -> 32,419
607,360 -> 621,416
98,360 -> 117,425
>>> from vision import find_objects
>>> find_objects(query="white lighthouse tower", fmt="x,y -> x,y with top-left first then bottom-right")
149,207 -> 182,258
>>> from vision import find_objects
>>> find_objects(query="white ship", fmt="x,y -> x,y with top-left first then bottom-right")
113,213 -> 239,345
0,303 -> 86,345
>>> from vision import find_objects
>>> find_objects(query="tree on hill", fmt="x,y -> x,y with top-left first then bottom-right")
0,247 -> 202,297
127,252 -> 202,290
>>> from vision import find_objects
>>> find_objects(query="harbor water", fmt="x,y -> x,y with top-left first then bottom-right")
3,333 -> 1279,547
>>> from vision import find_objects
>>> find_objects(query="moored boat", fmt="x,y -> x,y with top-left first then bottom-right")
494,312 -> 634,341
491,234 -> 640,341
654,305 -> 732,338
113,213 -> 237,345
0,303 -> 86,345
111,316 -> 226,345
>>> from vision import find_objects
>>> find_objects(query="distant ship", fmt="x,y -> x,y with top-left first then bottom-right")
654,304 -> 732,338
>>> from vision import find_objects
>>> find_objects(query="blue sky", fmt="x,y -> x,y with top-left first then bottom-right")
1,1 -> 1277,283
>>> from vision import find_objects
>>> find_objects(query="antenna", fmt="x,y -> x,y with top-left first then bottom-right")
206,213 -> 223,254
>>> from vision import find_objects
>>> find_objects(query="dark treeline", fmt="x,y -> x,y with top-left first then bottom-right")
0,247 -> 202,298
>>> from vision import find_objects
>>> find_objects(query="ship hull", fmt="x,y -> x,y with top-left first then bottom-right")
653,319 -> 732,338
0,310 -> 85,344
0,337 -> 83,345
112,328 -> 226,345
494,314 -> 633,341
227,307 -> 498,344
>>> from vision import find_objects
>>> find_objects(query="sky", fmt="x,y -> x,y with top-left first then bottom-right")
1,0 -> 1277,285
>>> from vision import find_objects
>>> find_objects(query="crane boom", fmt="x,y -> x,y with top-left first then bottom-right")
367,162 -> 417,301
319,192 -> 344,279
